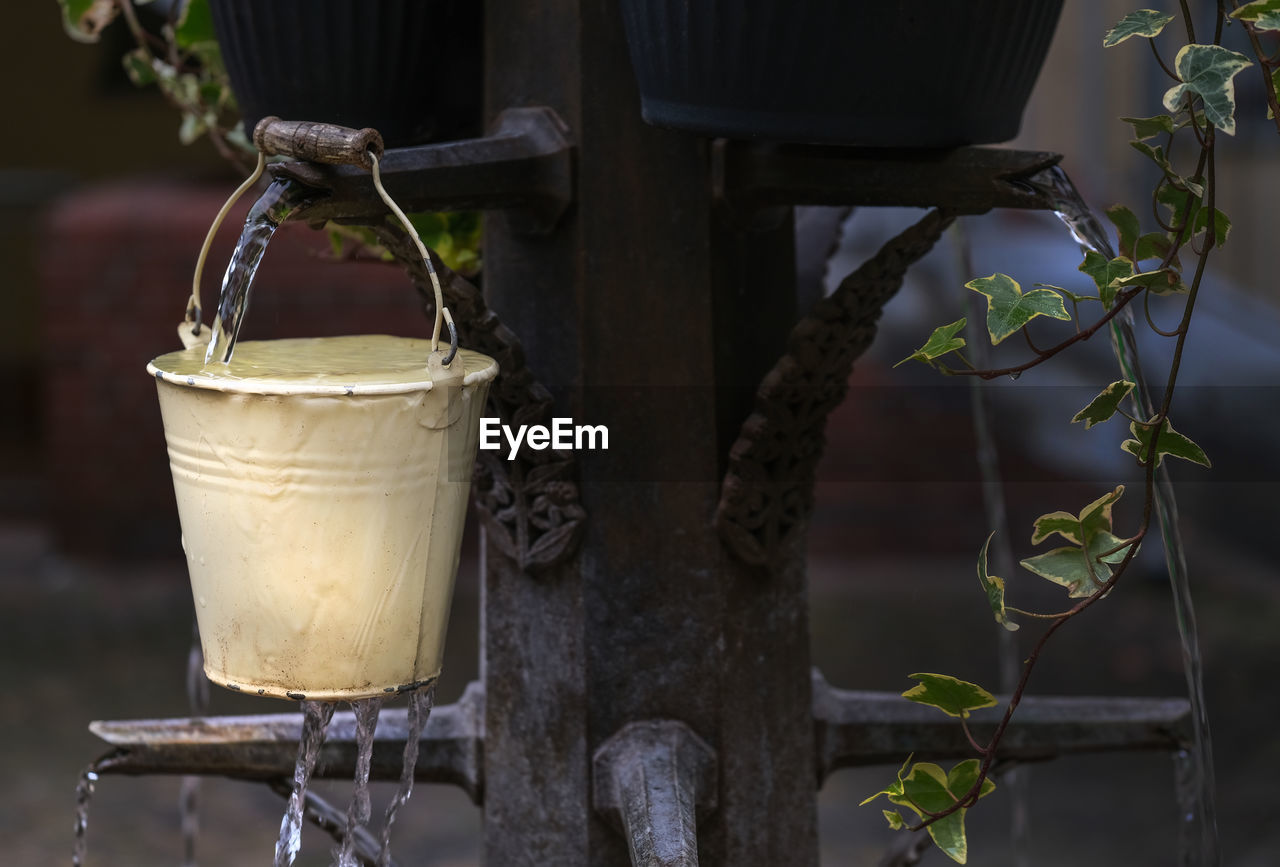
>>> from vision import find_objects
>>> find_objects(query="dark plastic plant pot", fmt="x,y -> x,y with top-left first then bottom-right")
209,0 -> 482,148
618,0 -> 1064,147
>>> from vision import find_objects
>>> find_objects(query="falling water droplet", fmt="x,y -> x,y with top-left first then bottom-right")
378,684 -> 436,866
275,700 -> 337,867
1008,371 -> 1022,381
334,698 -> 383,867
71,766 -> 98,867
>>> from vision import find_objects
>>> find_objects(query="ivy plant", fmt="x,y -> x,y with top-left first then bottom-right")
873,4 -> 1278,862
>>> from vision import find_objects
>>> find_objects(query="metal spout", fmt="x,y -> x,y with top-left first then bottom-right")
593,721 -> 717,867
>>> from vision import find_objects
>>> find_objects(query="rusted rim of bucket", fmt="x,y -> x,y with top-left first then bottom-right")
148,336 -> 497,397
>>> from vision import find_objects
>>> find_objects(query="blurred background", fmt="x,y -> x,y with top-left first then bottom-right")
2,1 -> 1278,865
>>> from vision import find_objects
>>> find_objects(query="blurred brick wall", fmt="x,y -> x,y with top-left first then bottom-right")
39,181 -> 432,559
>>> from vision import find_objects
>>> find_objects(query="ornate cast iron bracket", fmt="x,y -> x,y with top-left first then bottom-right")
715,208 -> 955,568
372,227 -> 586,574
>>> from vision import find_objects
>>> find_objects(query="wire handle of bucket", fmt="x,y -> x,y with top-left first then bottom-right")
368,150 -> 457,366
183,127 -> 458,366
185,151 -> 266,339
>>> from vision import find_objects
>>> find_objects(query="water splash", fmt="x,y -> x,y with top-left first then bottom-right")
203,178 -> 313,366
378,685 -> 436,867
1025,165 -> 1220,866
275,700 -> 337,867
335,698 -> 384,867
72,765 -> 98,867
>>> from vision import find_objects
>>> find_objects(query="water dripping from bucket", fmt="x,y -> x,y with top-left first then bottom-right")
334,698 -> 384,867
275,700 -> 337,867
378,685 -> 436,867
71,765 -> 99,867
204,178 -> 313,366
1023,164 -> 1219,866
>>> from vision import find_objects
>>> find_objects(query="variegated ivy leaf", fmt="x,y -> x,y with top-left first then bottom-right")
1115,267 -> 1186,294
1036,284 -> 1096,304
1163,45 -> 1253,135
1031,486 -> 1124,547
861,754 -> 913,806
1072,381 -> 1136,429
1104,9 -> 1175,46
966,274 -> 1071,344
977,533 -> 1018,632
890,761 -> 997,864
883,810 -> 907,831
1231,0 -> 1280,30
1078,251 -> 1134,307
1122,417 -> 1212,468
1020,530 -> 1136,597
1192,207 -> 1231,247
896,318 -> 967,368
1106,205 -> 1141,259
1121,113 -> 1180,141
57,0 -> 119,43
902,673 -> 997,719
1136,231 -> 1178,267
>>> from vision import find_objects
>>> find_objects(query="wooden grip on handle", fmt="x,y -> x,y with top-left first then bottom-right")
252,117 -> 385,170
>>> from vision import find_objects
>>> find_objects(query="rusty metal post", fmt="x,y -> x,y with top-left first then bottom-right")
481,1 -> 816,864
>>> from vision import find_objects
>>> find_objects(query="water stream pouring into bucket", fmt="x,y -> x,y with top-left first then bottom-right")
142,119 -> 498,865
1020,164 -> 1219,867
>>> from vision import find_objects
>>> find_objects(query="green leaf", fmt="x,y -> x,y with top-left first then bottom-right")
1072,380 -> 1136,429
1115,268 -> 1186,294
977,533 -> 1019,632
947,759 -> 997,804
58,0 -> 119,42
1135,231 -> 1177,266
1035,283 -> 1096,305
885,761 -> 997,864
1078,251 -> 1134,307
1156,183 -> 1203,232
966,274 -> 1071,344
122,49 -> 157,87
1192,207 -> 1231,247
175,0 -> 216,48
896,318 -> 967,368
883,810 -> 907,831
1121,113 -> 1179,141
1104,9 -> 1175,46
861,754 -> 913,806
1163,45 -> 1253,135
902,673 -> 997,719
1122,417 -> 1212,468
1231,0 -> 1280,28
1032,486 -> 1124,546
1020,533 -> 1134,597
1129,140 -> 1172,175
1106,205 -> 1141,259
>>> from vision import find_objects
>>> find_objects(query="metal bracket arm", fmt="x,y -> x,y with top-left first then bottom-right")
713,140 -> 1064,214
811,671 -> 1192,784
88,680 -> 486,803
271,106 -> 575,233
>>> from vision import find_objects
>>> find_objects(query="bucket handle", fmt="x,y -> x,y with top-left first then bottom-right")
185,119 -> 457,366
